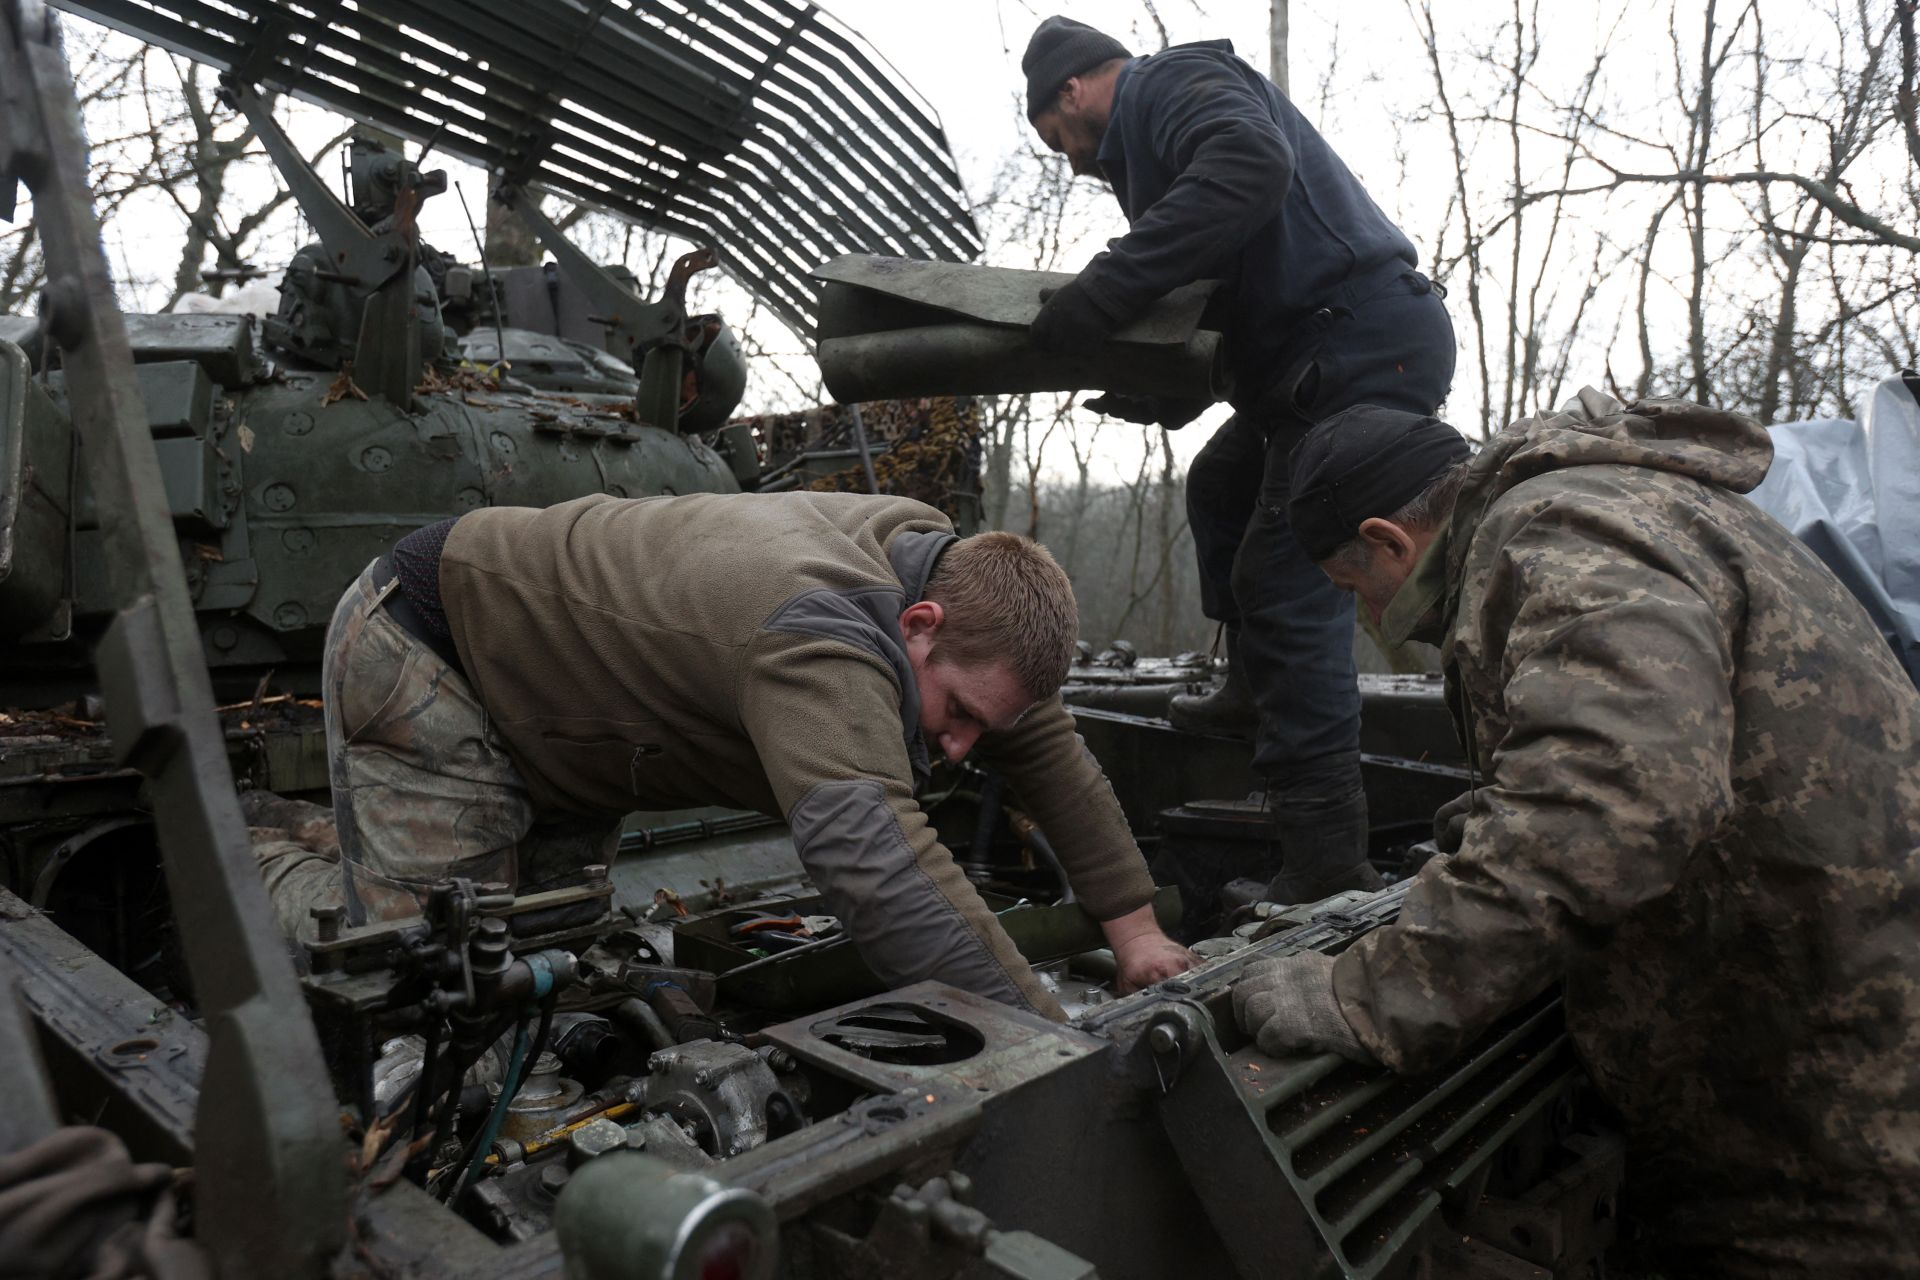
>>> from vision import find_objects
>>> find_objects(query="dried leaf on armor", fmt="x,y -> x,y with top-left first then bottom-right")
323,366 -> 370,406
420,365 -> 502,396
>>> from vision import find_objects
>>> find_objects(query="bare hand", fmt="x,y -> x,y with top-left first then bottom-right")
1111,931 -> 1196,994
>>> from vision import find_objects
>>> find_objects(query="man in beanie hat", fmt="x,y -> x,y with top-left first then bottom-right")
1235,391 -> 1920,1276
1020,17 -> 1455,904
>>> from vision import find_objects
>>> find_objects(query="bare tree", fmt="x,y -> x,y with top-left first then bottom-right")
1397,0 -> 1913,428
1,29 -> 146,312
141,59 -> 356,311
963,132 -> 1112,532
1408,0 -> 1495,435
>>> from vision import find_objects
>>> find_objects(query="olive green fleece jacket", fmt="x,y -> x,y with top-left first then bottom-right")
439,491 -> 1156,1018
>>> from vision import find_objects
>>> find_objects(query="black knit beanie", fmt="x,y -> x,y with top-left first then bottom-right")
1023,16 -> 1131,119
1288,406 -> 1473,561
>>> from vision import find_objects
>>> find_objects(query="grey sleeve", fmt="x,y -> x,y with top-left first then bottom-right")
788,779 -> 1057,1017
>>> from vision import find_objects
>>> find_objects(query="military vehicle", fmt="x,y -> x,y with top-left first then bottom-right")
0,3 -> 1623,1278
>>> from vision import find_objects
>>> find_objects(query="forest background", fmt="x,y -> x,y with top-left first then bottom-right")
7,0 -> 1916,655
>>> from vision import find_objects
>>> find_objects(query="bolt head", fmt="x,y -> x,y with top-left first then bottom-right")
566,1118 -> 628,1167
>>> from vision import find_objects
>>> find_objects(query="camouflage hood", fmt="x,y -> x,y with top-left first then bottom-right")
1384,388 -> 1774,648
1449,387 -> 1772,544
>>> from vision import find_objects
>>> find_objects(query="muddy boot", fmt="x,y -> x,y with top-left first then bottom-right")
1264,788 -> 1383,905
1169,628 -> 1257,737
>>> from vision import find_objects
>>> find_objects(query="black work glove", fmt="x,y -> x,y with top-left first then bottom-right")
1083,392 -> 1163,424
1030,278 -> 1121,355
1083,392 -> 1210,429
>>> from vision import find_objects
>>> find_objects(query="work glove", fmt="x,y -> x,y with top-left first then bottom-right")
1432,789 -> 1475,854
1231,950 -> 1375,1064
1030,278 -> 1121,355
1083,392 -> 1209,430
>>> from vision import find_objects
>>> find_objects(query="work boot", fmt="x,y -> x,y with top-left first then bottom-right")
1168,628 -> 1257,737
1264,788 -> 1383,905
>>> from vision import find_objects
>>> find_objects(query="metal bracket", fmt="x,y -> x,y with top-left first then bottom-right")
492,184 -> 730,430
1,7 -> 345,1271
218,75 -> 423,404
494,183 -> 686,365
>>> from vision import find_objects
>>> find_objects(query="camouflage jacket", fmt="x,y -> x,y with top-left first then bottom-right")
1340,390 -> 1920,1274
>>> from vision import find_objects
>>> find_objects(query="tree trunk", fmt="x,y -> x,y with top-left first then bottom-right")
1153,433 -> 1179,654
1757,226 -> 1810,425
981,410 -> 1016,532
1059,454 -> 1092,578
1269,0 -> 1290,97
485,198 -> 542,269
1685,0 -> 1720,404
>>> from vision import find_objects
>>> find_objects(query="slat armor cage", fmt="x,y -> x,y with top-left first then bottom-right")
52,0 -> 984,334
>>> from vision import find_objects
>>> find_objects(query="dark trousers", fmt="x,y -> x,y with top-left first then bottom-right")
1186,276 -> 1455,794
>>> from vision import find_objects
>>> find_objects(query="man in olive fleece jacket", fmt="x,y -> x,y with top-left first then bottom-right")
283,490 -> 1191,1018
1234,393 -> 1920,1275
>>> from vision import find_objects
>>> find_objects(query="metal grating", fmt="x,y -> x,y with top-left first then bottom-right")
49,0 -> 983,335
1251,990 -> 1579,1275
1135,885 -> 1588,1278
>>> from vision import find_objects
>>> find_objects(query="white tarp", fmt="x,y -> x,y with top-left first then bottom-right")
1749,372 -> 1920,686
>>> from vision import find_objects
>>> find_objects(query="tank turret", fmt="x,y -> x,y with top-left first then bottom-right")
0,78 -> 749,703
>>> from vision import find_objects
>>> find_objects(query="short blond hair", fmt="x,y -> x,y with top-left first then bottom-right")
924,532 -> 1078,700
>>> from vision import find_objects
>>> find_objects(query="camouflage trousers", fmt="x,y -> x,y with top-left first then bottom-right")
322,559 -> 539,923
258,560 -> 616,933
246,790 -> 344,942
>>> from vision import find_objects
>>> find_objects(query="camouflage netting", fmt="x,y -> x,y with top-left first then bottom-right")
738,397 -> 983,524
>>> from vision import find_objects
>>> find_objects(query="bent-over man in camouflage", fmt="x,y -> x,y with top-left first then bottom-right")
262,491 -> 1192,1019
1233,393 -> 1920,1275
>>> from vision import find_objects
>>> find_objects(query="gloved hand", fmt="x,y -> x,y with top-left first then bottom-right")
1432,789 -> 1475,854
1030,278 -> 1121,355
1084,393 -> 1211,430
1231,950 -> 1375,1063
1083,392 -> 1164,424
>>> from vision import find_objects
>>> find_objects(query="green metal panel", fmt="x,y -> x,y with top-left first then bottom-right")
152,436 -> 223,528
132,359 -> 214,438
122,314 -> 265,387
0,338 -> 73,639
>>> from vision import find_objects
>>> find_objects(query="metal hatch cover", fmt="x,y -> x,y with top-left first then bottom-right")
48,0 -> 983,335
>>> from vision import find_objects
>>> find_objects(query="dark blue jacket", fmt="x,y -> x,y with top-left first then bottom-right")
1080,40 -> 1420,408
